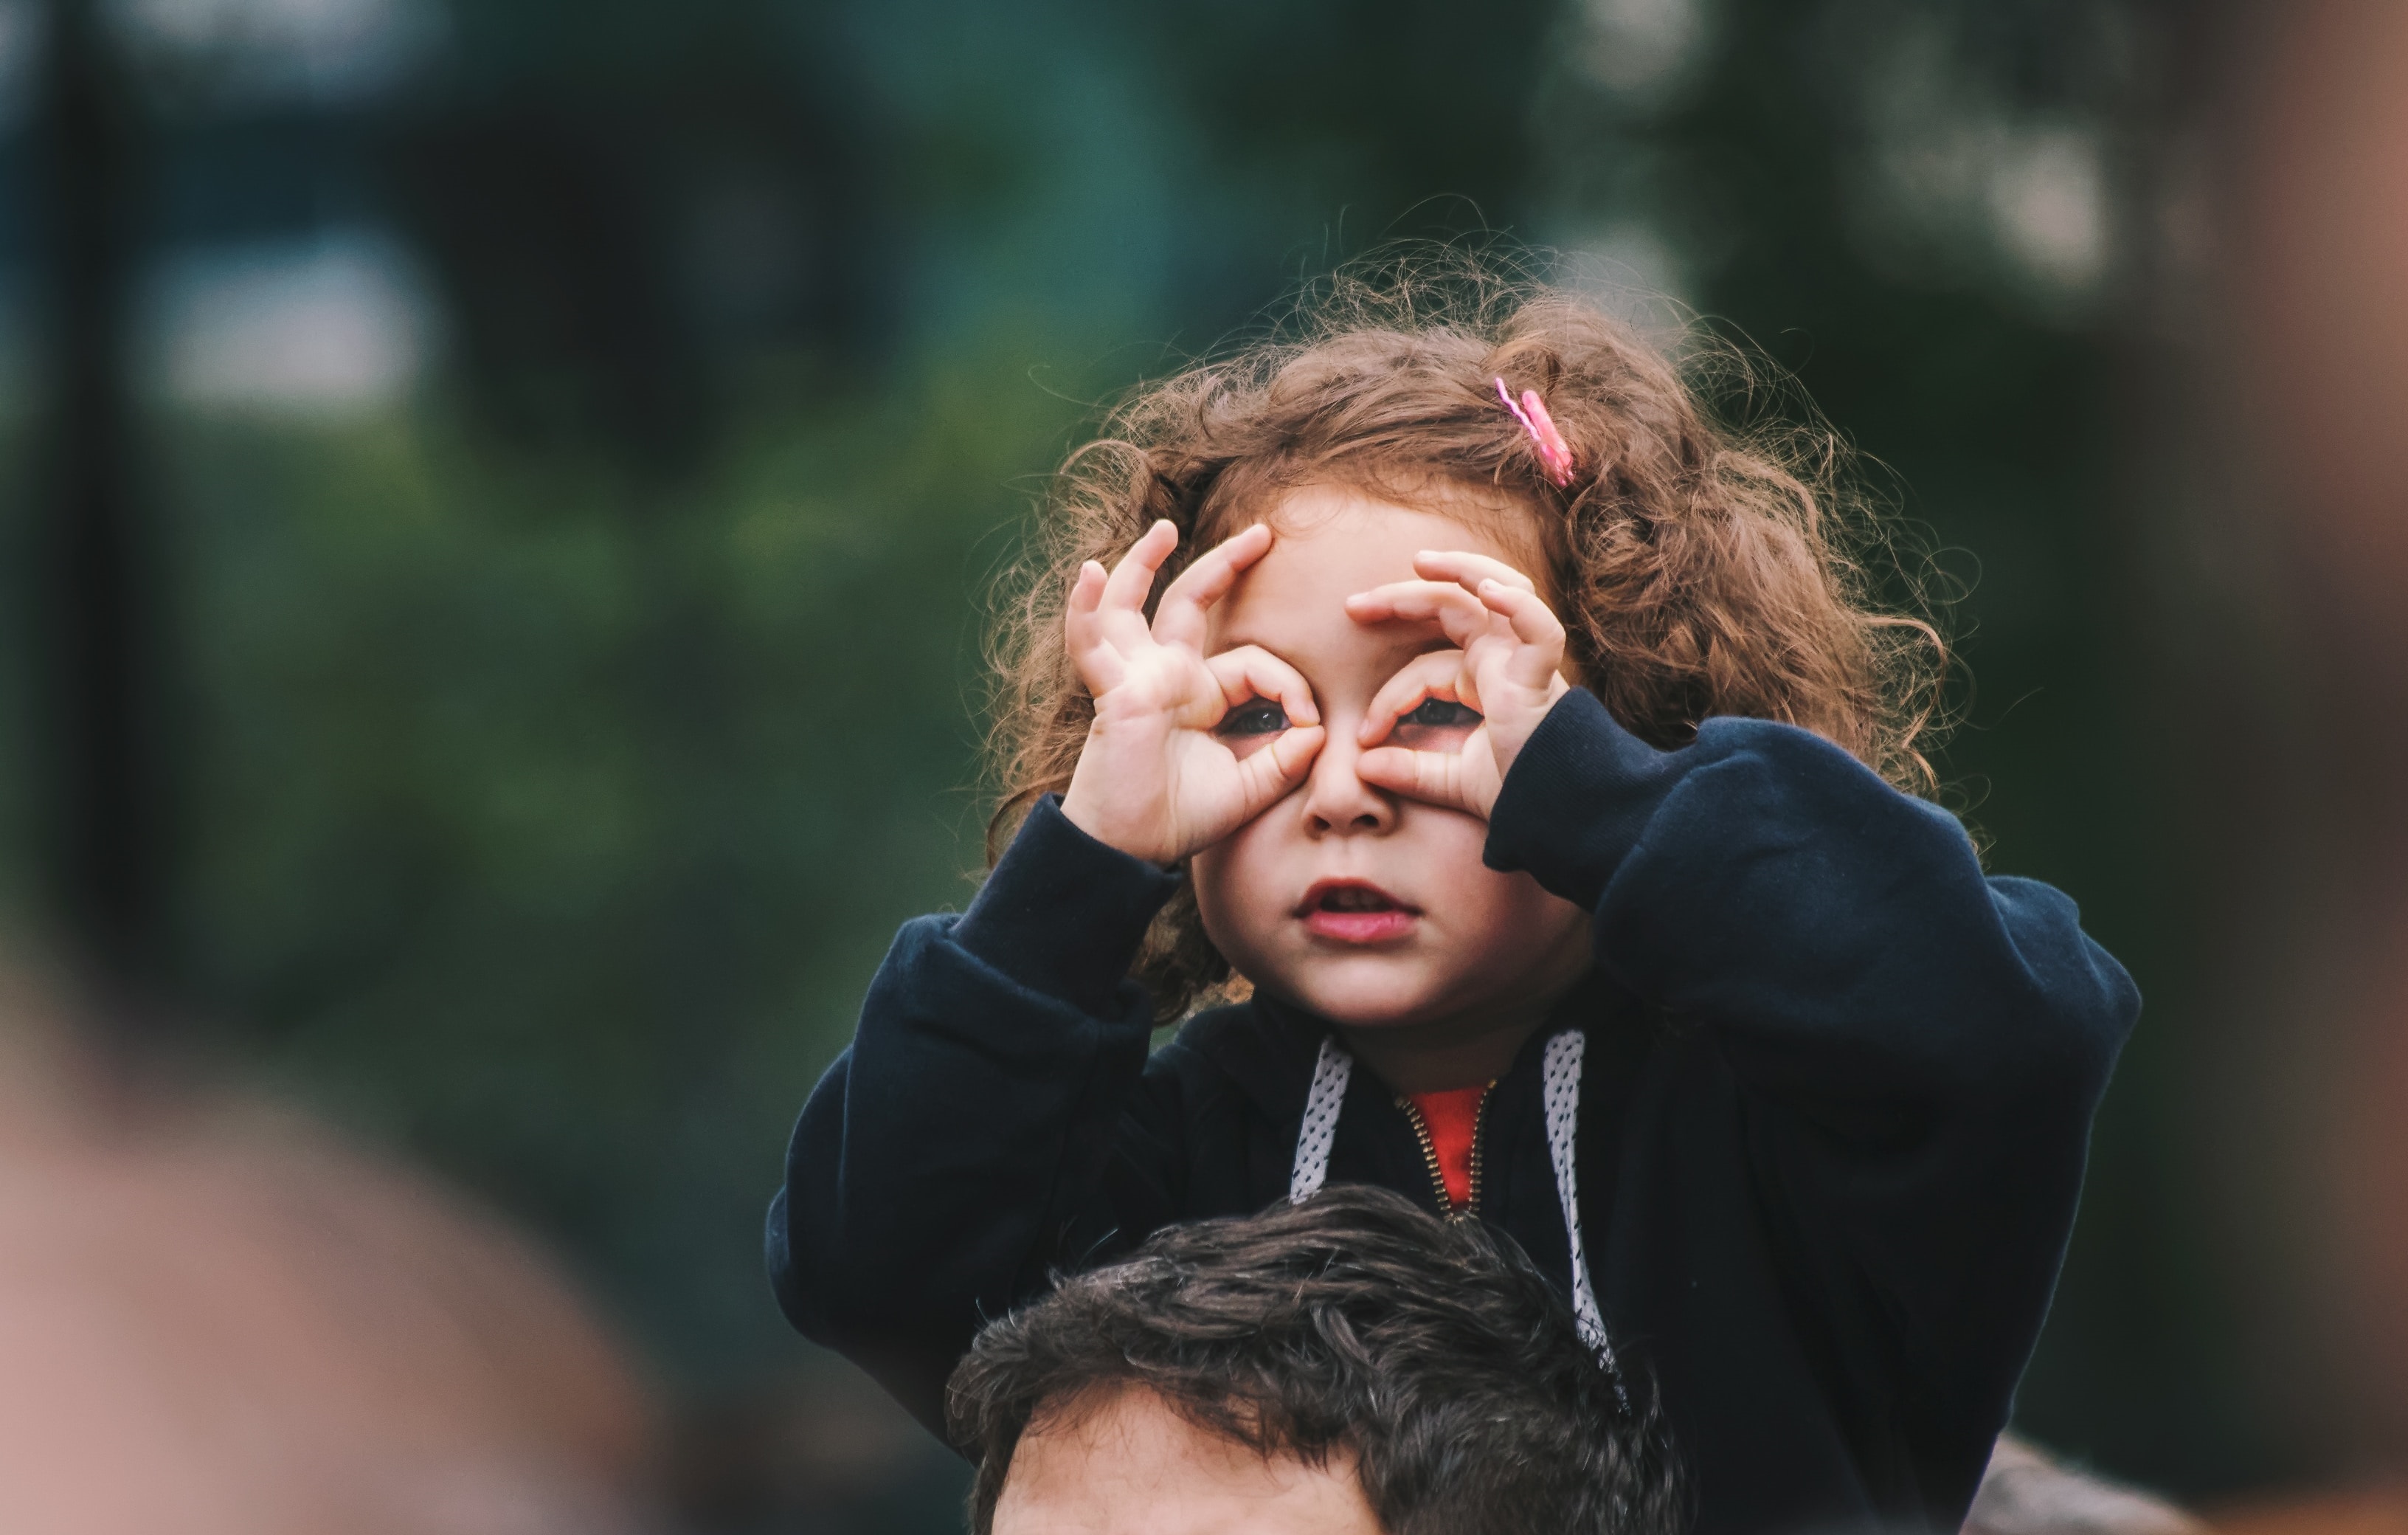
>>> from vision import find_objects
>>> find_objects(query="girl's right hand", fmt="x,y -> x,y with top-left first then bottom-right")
1059,521 -> 1326,866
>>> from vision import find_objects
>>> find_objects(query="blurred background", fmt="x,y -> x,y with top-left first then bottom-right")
4,0 -> 2407,1529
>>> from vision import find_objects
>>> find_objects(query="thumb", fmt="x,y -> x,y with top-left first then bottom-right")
1355,745 -> 1474,815
1231,725 -> 1325,818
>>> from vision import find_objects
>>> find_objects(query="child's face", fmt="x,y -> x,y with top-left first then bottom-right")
1190,486 -> 1592,1044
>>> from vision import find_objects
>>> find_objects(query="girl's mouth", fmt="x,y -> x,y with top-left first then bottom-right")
1295,880 -> 1420,944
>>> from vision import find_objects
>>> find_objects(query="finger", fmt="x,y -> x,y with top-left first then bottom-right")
1065,561 -> 1128,692
1153,522 -> 1273,650
1475,579 -> 1569,689
1355,745 -> 1474,814
1343,580 -> 1498,648
1357,649 -> 1473,746
1205,644 -> 1321,727
1065,559 -> 1105,637
1090,520 -> 1180,652
1232,724 -> 1326,818
1101,520 -> 1180,615
1414,548 -> 1537,594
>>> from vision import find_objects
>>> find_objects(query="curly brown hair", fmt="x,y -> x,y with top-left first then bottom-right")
987,249 -> 1948,1018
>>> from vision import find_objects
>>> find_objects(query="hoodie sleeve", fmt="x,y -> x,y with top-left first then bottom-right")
764,796 -> 1189,1438
1486,689 -> 2139,1440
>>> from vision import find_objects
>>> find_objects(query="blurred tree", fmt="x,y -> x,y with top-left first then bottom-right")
31,0 -> 173,1009
379,1 -> 891,471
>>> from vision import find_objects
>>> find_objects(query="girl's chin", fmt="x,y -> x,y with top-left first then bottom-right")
1249,963 -> 1463,1029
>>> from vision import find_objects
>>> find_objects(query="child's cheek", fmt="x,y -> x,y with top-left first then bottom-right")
1188,834 -> 1266,960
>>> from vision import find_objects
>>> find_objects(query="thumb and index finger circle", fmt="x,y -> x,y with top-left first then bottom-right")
1203,644 -> 1319,728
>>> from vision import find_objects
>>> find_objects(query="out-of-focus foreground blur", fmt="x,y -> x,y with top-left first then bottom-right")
4,0 -> 2407,1530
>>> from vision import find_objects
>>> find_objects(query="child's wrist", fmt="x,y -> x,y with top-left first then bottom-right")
1059,782 -> 1178,868
1483,680 -> 1574,804
960,794 -> 1184,1010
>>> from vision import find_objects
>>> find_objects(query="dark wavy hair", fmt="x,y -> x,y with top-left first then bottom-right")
945,1185 -> 1684,1535
986,246 -> 1950,1018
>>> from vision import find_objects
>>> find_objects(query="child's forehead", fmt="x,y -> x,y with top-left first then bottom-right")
1203,485 -> 1542,662
1249,483 -> 1546,575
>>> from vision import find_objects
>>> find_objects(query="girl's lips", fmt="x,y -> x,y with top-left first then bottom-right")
1295,880 -> 1419,945
1302,908 -> 1419,943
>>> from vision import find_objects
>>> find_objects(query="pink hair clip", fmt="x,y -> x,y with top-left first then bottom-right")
1495,376 -> 1575,488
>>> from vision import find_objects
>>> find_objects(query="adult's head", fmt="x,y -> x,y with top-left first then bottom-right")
945,1185 -> 1681,1535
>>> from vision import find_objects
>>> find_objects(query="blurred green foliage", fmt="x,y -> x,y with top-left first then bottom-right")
162,344 -> 1099,1387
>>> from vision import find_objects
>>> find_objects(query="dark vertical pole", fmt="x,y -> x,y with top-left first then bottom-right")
36,0 -> 165,1009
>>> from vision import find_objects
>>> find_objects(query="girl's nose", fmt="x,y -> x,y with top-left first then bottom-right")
1299,723 -> 1396,837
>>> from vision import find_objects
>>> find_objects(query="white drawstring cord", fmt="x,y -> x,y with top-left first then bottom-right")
1287,1027 -> 1625,1401
1287,1034 -> 1353,1204
1541,1029 -> 1625,1403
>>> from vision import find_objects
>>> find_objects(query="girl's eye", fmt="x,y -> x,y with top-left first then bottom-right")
1400,697 -> 1481,729
1217,700 -> 1290,737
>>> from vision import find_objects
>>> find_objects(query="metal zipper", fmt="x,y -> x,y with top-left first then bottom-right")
1468,1086 -> 1491,1213
1396,1083 -> 1495,1221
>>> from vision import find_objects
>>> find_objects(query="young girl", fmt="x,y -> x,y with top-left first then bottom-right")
767,262 -> 2137,1535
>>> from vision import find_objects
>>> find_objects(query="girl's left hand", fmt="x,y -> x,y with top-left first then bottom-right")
1343,550 -> 1572,820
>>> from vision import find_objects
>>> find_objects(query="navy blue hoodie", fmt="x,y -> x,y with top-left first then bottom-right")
768,689 -> 2139,1535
